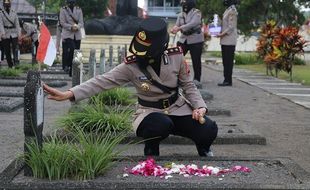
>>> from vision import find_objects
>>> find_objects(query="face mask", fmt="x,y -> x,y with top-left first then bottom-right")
182,5 -> 189,13
4,4 -> 10,11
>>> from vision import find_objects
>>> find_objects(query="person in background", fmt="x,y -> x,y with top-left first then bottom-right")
56,18 -> 62,65
0,17 -> 4,65
43,17 -> 218,157
20,20 -> 39,58
0,0 -> 21,68
171,0 -> 204,89
216,0 -> 239,86
59,0 -> 84,76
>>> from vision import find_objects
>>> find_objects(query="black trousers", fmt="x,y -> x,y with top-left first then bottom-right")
0,41 -> 4,61
2,37 -> 19,68
62,38 -> 81,75
137,112 -> 218,156
221,45 -> 236,84
177,41 -> 203,82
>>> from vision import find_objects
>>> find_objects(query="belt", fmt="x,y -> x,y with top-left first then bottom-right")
4,26 -> 15,29
138,93 -> 179,109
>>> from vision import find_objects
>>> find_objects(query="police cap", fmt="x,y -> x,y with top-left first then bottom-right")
129,17 -> 169,57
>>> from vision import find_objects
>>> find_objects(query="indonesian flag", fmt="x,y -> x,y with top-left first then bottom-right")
36,23 -> 56,66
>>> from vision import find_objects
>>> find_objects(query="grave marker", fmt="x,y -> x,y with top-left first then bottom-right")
23,70 -> 44,176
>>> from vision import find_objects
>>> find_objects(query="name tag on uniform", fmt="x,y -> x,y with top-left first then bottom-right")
138,76 -> 148,81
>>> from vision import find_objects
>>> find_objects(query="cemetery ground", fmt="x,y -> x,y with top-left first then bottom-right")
1,59 -> 310,189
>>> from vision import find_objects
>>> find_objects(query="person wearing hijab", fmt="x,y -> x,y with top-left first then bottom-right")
43,17 -> 218,157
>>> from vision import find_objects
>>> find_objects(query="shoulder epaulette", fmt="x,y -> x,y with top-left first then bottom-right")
166,47 -> 183,56
125,55 -> 137,64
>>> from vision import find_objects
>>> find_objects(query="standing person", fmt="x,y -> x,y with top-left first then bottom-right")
20,20 -> 39,58
43,17 -> 218,157
0,16 -> 4,65
59,0 -> 84,76
0,0 -> 21,68
171,0 -> 204,88
216,0 -> 239,86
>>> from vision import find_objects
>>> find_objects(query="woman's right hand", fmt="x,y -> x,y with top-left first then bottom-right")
43,84 -> 74,101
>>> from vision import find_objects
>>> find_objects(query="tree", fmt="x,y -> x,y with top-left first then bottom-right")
197,0 -> 310,35
28,0 -> 109,19
76,0 -> 109,19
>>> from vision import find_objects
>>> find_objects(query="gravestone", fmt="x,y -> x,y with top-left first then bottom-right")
23,71 -> 44,176
72,50 -> 83,87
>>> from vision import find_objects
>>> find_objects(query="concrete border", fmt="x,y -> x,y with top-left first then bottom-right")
121,133 -> 266,145
1,156 -> 309,190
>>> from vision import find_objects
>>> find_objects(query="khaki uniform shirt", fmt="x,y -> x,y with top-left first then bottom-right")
220,5 -> 238,46
70,47 -> 207,132
0,9 -> 21,39
0,17 -> 4,40
22,22 -> 38,42
59,6 -> 84,40
176,8 -> 204,44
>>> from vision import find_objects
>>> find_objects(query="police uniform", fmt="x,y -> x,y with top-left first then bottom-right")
218,4 -> 238,86
69,18 -> 217,156
175,1 -> 204,82
59,3 -> 84,75
21,22 -> 38,57
0,3 -> 21,68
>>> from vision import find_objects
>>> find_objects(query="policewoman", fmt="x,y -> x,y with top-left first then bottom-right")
59,0 -> 84,76
43,17 -> 218,157
0,0 -> 21,68
217,0 -> 239,86
171,0 -> 204,87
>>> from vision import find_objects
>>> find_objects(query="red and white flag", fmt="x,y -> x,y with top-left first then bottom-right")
36,23 -> 56,66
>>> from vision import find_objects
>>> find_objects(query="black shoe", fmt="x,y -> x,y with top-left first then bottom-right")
217,82 -> 232,86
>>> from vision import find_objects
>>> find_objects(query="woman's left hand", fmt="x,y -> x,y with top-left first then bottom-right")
192,107 -> 207,121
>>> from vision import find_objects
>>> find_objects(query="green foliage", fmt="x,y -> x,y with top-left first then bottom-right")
196,0 -> 310,35
208,51 -> 222,58
76,0 -> 109,19
292,57 -> 306,65
235,53 -> 264,65
58,99 -> 133,133
24,129 -> 127,180
28,0 -> 109,19
0,68 -> 22,77
15,64 -> 37,72
90,88 -> 136,106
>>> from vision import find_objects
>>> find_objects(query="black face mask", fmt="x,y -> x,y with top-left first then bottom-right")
68,2 -> 75,9
4,4 -> 10,11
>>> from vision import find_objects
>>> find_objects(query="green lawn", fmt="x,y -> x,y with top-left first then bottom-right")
236,64 -> 310,86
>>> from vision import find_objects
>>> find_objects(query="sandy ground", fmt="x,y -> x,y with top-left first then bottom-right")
1,65 -> 310,177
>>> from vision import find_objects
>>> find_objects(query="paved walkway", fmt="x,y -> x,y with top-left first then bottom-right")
206,63 -> 310,110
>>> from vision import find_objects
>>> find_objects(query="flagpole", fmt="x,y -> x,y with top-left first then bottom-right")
38,17 -> 43,73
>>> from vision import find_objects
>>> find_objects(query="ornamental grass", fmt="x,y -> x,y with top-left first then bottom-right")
24,128 -> 127,180
58,96 -> 133,133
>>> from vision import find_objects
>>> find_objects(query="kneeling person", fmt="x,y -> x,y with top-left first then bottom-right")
43,17 -> 218,156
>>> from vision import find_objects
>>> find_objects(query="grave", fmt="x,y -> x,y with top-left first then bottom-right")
1,156 -> 309,189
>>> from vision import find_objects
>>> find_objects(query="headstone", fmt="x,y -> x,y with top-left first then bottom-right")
109,46 -> 113,68
124,44 -> 128,57
23,71 -> 44,176
89,49 -> 96,78
72,50 -> 83,87
31,42 -> 36,64
117,46 -> 121,65
99,49 -> 106,75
